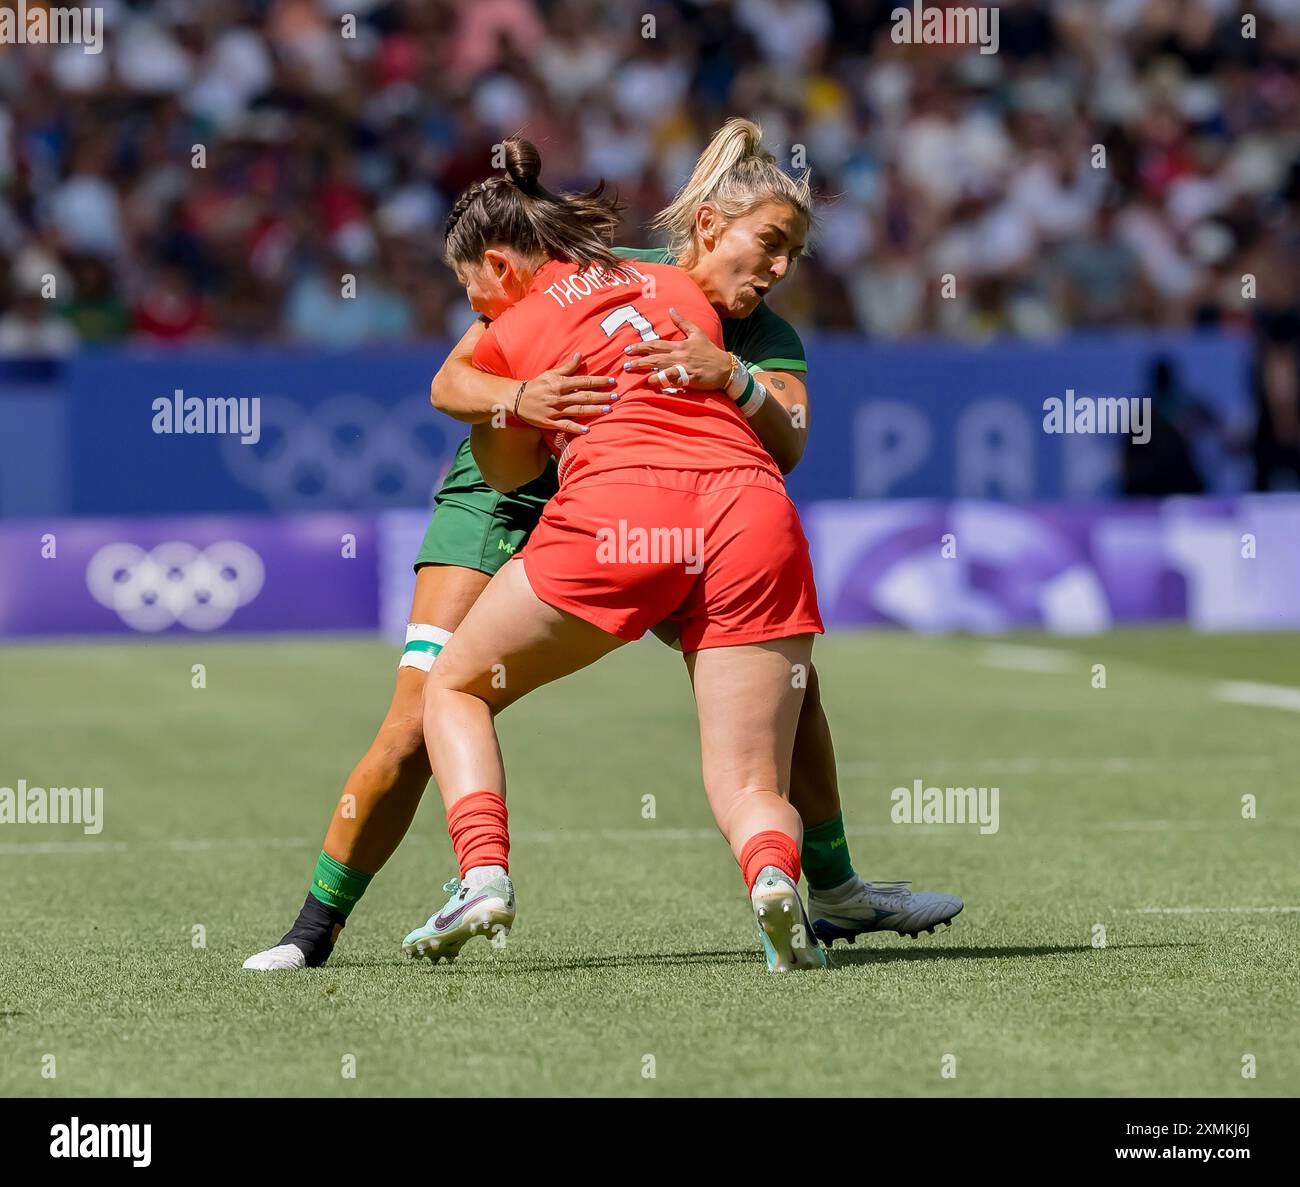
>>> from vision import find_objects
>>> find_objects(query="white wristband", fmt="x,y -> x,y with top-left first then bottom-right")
725,355 -> 752,401
740,380 -> 767,418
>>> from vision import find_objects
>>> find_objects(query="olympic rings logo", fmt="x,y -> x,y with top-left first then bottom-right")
86,541 -> 265,632
219,394 -> 451,509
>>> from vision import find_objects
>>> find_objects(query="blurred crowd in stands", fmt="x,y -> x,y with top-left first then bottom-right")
1,0 -> 1298,486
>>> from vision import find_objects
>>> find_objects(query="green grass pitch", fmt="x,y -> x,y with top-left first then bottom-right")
1,629 -> 1297,1097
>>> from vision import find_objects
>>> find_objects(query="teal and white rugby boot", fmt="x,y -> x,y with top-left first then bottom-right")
751,866 -> 828,973
402,869 -> 515,964
810,879 -> 963,945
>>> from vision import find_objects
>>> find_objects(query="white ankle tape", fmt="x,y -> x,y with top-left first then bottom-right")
398,624 -> 453,672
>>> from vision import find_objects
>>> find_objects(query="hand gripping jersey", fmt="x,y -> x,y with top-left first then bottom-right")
471,259 -> 782,486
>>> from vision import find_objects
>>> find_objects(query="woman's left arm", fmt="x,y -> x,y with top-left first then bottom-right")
622,308 -> 809,474
742,369 -> 807,475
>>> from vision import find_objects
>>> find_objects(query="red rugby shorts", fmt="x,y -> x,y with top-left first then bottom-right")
520,466 -> 823,652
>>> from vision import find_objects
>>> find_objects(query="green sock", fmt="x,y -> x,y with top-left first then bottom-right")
309,850 -> 373,917
801,811 -> 856,892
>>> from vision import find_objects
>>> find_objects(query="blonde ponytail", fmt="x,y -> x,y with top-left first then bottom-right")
651,118 -> 813,265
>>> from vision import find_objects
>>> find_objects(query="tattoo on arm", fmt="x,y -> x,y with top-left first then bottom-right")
769,377 -> 786,391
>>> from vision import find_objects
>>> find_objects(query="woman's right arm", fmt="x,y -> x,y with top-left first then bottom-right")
431,321 -> 618,435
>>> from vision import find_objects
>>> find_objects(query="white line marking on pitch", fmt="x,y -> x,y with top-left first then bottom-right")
7,818 -> 1298,858
522,827 -> 717,844
0,840 -> 129,856
167,837 -> 311,852
1215,681 -> 1300,713
1126,906 -> 1300,914
979,644 -> 1076,673
0,836 -> 311,857
841,756 -> 1275,775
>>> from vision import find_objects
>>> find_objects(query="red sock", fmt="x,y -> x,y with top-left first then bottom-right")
446,790 -> 509,876
739,830 -> 801,891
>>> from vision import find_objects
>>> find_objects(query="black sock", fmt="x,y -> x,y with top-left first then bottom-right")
279,894 -> 347,968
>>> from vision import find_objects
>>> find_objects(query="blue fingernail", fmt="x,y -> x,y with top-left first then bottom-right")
624,346 -> 634,354
607,377 -> 617,384
609,393 -> 619,400
623,362 -> 633,369
581,426 -> 588,433
601,405 -> 610,413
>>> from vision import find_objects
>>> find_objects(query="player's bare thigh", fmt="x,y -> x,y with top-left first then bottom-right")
426,557 -> 625,712
410,562 -> 493,629
687,635 -> 815,805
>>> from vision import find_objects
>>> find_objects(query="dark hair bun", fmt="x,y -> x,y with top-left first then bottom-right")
503,137 -> 542,194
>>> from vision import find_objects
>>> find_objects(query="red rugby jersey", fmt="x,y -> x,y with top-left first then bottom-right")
471,259 -> 781,486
